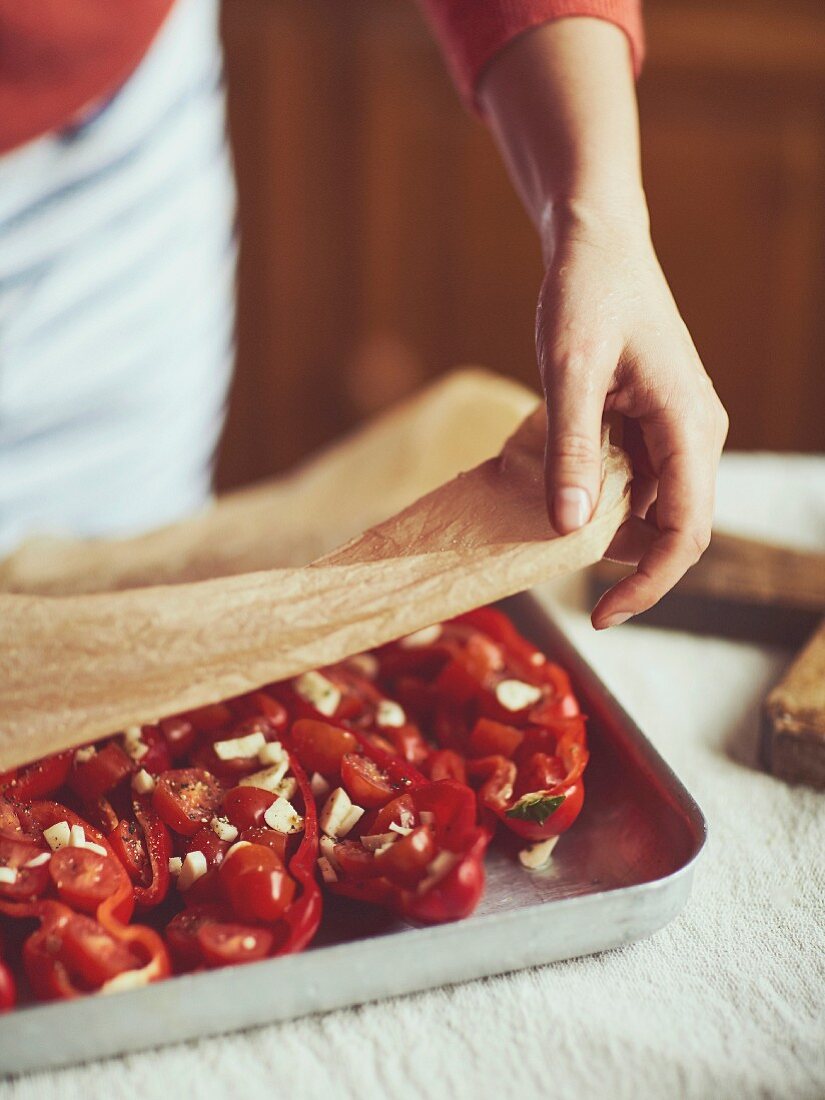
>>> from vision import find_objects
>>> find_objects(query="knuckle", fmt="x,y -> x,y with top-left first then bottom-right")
548,431 -> 600,467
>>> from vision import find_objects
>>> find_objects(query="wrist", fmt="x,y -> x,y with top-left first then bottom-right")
539,190 -> 650,262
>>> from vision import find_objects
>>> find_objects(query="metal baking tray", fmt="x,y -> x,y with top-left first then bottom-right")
0,592 -> 706,1077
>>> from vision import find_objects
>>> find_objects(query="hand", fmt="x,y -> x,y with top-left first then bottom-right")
536,202 -> 729,628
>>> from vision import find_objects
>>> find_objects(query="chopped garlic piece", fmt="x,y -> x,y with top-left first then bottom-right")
399,806 -> 415,829
241,936 -> 258,951
258,740 -> 288,766
293,671 -> 341,717
210,816 -> 239,843
132,768 -> 155,795
360,832 -> 397,852
317,857 -> 338,884
346,653 -> 379,679
69,824 -> 86,848
263,797 -> 304,835
495,679 -> 542,712
24,852 -> 51,869
178,850 -> 208,891
417,851 -> 459,893
0,866 -> 18,885
319,835 -> 339,868
101,969 -> 151,994
310,772 -> 331,799
44,821 -> 71,851
225,840 -> 252,861
530,652 -> 546,667
168,856 -> 183,876
518,836 -> 559,870
213,730 -> 266,761
399,624 -> 442,648
319,788 -> 364,839
239,760 -> 290,793
376,700 -> 406,729
122,726 -> 149,760
389,822 -> 412,837
85,841 -> 109,858
340,805 -> 365,837
276,776 -> 298,801
74,746 -> 96,765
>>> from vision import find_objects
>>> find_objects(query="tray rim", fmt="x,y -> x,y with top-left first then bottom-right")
0,591 -> 708,1077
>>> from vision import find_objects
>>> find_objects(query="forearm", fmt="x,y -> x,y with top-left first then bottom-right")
478,18 -> 648,257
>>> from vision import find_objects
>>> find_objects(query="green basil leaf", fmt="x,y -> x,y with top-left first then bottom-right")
505,793 -> 565,825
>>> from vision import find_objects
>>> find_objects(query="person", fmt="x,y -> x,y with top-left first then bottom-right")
0,0 -> 727,629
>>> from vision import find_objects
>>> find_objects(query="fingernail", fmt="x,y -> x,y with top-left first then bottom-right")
554,487 -> 592,531
599,611 -> 633,629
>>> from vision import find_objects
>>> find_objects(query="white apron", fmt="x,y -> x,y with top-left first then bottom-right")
0,0 -> 236,553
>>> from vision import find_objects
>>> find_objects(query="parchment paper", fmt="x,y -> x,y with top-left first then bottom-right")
0,370 -> 630,770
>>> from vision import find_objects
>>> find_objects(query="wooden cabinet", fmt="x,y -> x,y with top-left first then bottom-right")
217,0 -> 825,491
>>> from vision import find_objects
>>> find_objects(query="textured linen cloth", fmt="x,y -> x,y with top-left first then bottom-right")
6,452 -> 825,1099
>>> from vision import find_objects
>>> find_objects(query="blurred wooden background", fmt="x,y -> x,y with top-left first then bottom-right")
216,0 -> 825,491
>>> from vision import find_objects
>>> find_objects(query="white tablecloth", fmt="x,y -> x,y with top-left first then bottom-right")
7,453 -> 825,1100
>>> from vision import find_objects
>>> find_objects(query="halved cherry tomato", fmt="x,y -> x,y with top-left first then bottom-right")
69,742 -> 132,802
290,719 -> 357,778
0,834 -> 51,901
220,843 -> 295,923
340,753 -> 394,808
153,769 -> 222,836
370,793 -> 416,835
198,921 -> 274,968
241,826 -> 288,863
374,826 -> 435,886
224,786 -> 275,831
49,846 -> 124,914
333,840 -> 383,879
177,828 -> 230,906
57,913 -> 142,989
165,906 -> 229,971
23,926 -> 78,1001
186,827 -> 228,868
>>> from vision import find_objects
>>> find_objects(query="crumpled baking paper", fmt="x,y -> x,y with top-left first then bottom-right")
0,369 -> 630,769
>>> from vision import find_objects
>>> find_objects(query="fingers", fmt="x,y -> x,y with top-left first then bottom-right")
542,354 -> 608,534
592,441 -> 718,629
603,515 -> 657,565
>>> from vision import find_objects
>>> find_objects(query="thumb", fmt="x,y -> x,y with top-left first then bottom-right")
543,362 -> 606,534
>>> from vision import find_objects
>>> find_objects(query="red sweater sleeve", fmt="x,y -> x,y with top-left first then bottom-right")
418,0 -> 644,109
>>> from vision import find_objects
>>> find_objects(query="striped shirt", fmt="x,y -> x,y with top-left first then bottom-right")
0,0 -> 236,552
